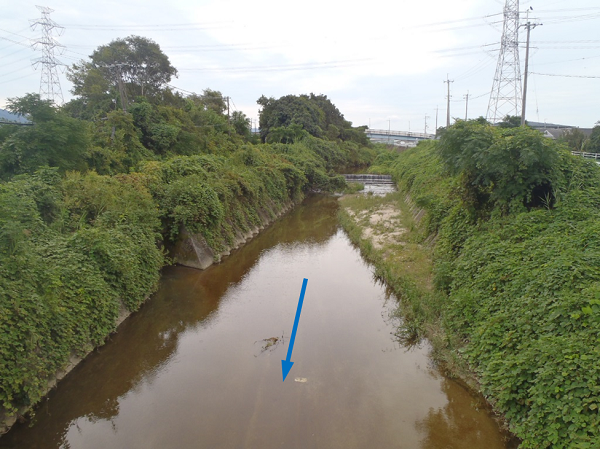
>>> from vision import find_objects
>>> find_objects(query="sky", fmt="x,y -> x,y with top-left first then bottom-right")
1,0 -> 599,131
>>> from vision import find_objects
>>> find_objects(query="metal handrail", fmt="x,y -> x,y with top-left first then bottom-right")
366,128 -> 435,139
572,151 -> 600,160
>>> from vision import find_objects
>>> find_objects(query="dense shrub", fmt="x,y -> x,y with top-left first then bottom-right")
0,171 -> 163,413
375,128 -> 600,447
0,88 -> 378,419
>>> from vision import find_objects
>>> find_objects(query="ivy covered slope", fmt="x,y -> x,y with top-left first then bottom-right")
373,121 -> 600,448
0,36 -> 377,418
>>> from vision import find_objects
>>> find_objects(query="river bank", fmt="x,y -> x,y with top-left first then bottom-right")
338,191 -> 517,441
1,195 -> 515,448
353,129 -> 600,447
0,195 -> 298,436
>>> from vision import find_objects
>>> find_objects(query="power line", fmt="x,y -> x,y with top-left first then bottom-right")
534,54 -> 600,66
178,58 -> 373,73
530,72 -> 600,79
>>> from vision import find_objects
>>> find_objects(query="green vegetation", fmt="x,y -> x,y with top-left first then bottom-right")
339,192 -> 437,345
0,168 -> 163,413
350,122 -> 600,448
257,93 -> 369,146
586,122 -> 600,153
0,35 -> 377,419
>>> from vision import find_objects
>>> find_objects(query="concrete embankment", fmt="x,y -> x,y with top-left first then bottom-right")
0,199 -> 296,435
171,200 -> 295,270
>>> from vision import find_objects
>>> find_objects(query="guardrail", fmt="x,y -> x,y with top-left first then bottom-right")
366,129 -> 435,139
572,151 -> 600,160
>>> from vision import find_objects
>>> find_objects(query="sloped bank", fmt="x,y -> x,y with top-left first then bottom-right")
171,200 -> 295,269
338,191 -> 520,448
1,139 -> 367,436
356,129 -> 600,448
0,196 -> 296,435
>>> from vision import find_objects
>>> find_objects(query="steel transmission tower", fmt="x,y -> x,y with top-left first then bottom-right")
30,6 -> 65,104
487,0 -> 521,123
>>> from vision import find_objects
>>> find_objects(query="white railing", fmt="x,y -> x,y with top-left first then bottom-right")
366,129 -> 436,139
572,151 -> 600,160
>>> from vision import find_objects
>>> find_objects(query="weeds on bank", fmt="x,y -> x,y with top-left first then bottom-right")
339,192 -> 440,347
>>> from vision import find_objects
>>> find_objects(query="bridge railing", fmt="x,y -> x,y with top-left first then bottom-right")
366,129 -> 436,139
572,151 -> 600,160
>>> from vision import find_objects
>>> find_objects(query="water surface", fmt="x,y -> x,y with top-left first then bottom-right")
1,195 -> 515,449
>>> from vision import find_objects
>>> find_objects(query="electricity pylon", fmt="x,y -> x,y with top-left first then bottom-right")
30,5 -> 65,105
487,0 -> 521,123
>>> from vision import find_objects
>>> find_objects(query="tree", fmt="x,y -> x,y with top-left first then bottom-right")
256,93 -> 368,145
497,115 -> 525,128
266,124 -> 309,144
67,36 -> 177,113
559,128 -> 588,152
307,93 -> 351,130
192,89 -> 227,115
437,120 -> 561,211
257,94 -> 325,142
231,111 -> 251,139
584,122 -> 600,153
0,94 -> 90,178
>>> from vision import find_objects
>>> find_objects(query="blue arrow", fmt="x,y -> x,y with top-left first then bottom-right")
281,278 -> 308,382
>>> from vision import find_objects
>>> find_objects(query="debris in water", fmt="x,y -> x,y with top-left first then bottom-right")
254,335 -> 284,356
294,377 -> 307,383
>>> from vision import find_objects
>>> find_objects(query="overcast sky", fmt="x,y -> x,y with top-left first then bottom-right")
1,0 -> 599,130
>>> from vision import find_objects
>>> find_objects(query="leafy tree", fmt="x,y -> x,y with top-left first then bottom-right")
307,93 -> 350,130
584,122 -> 600,153
231,110 -> 251,139
67,35 -> 177,113
258,94 -> 325,142
266,124 -> 309,144
187,89 -> 227,115
497,115 -> 525,128
438,120 -> 562,211
559,128 -> 588,152
0,94 -> 90,178
87,109 -> 151,174
257,93 -> 368,145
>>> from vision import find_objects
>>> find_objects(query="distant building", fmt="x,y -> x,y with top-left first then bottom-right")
527,121 -> 593,140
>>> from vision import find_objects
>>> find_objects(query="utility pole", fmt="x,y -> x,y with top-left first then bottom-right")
444,75 -> 453,127
464,91 -> 469,121
226,96 -> 231,135
435,106 -> 439,136
521,9 -> 541,127
30,6 -> 65,104
424,114 -> 430,135
387,119 -> 391,144
116,67 -> 127,113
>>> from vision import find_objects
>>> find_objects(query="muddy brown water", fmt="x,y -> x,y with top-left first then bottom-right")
1,195 -> 517,449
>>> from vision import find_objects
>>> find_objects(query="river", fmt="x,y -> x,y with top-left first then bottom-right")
0,195 -> 516,448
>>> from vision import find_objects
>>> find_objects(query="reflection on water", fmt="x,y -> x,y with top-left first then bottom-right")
1,195 -> 516,449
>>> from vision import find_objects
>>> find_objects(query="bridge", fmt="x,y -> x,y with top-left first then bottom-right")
366,129 -> 436,146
